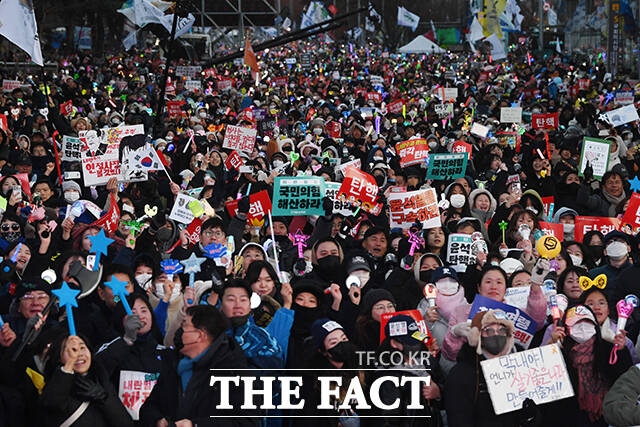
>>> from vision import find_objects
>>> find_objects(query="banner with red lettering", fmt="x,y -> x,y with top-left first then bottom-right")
387,99 -> 405,114
272,76 -> 288,87
538,221 -> 563,241
167,101 -> 186,119
222,125 -> 257,152
578,79 -> 590,91
217,77 -> 234,91
224,150 -> 244,171
450,141 -> 472,157
531,113 -> 559,130
91,194 -> 120,234
226,190 -> 272,221
365,92 -> 382,104
621,193 -> 640,228
396,139 -> 429,167
388,188 -> 440,230
337,167 -> 382,215
541,196 -> 554,220
185,217 -> 203,245
574,216 -> 621,242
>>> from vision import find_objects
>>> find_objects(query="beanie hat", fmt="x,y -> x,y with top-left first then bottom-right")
62,180 -> 82,193
467,309 -> 515,356
311,318 -> 344,349
361,289 -> 396,315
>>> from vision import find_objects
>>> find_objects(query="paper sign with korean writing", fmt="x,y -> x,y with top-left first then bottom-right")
272,76 -> 288,87
470,123 -> 489,138
388,188 -> 440,230
60,100 -> 73,117
446,233 -> 475,273
500,107 -> 523,123
365,92 -> 382,104
578,137 -> 611,180
224,150 -> 244,171
118,370 -> 158,420
396,139 -> 429,167
272,177 -> 325,216
468,294 -> 538,349
325,182 -> 355,216
435,103 -> 454,117
574,216 -> 621,242
379,309 -> 432,346
388,99 -> 405,114
531,113 -> 559,129
615,90 -> 634,105
184,80 -> 201,92
601,104 -> 640,127
481,344 -> 574,414
337,167 -> 382,215
451,141 -> 472,156
217,77 -> 234,91
167,100 -> 186,118
538,221 -> 563,241
223,125 -> 257,152
226,190 -> 272,221
426,153 -> 468,180
81,152 -> 120,186
62,136 -> 84,161
175,65 -> 201,78
2,79 -> 21,92
169,193 -> 197,225
441,87 -> 458,101
524,88 -> 540,98
336,158 -> 362,178
185,217 -> 203,245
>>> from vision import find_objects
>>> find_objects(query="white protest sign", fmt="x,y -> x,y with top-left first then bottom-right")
336,158 -> 362,178
325,182 -> 355,216
446,233 -> 475,272
434,103 -> 454,117
284,57 -> 297,64
500,107 -> 523,123
578,137 -> 611,180
118,370 -> 158,420
82,151 -> 120,186
169,193 -> 197,224
184,80 -> 202,92
61,136 -> 84,161
505,286 -> 557,316
441,87 -> 458,101
470,122 -> 489,138
2,79 -> 21,92
481,344 -> 574,414
388,188 -> 441,230
223,125 -> 257,152
175,65 -> 201,78
370,75 -> 384,85
601,104 -> 640,127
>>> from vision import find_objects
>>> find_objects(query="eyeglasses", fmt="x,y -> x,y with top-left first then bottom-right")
202,230 -> 224,238
481,326 -> 509,337
1,223 -> 20,232
22,294 -> 49,303
373,303 -> 396,311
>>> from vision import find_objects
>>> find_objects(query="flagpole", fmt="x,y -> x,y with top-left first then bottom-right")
152,6 -> 180,138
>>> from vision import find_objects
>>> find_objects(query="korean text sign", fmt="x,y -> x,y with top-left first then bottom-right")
468,294 -> 538,349
222,125 -> 257,152
396,139 -> 429,168
426,153 -> 468,180
387,188 -> 440,230
574,216 -> 620,242
119,370 -> 158,420
622,193 -> 640,228
480,344 -> 574,414
578,137 -> 611,180
337,167 -> 382,215
62,136 -> 84,161
531,113 -> 559,129
446,233 -> 475,273
273,177 -> 325,216
325,182 -> 354,216
226,190 -> 272,221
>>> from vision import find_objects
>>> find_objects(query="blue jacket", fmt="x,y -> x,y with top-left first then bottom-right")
227,320 -> 284,369
264,307 -> 294,361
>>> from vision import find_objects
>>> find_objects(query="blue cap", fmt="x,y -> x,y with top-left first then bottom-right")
431,266 -> 459,283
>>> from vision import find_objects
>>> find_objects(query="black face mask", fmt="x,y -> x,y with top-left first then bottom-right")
587,245 -> 604,260
402,342 -> 425,359
174,327 -> 185,351
317,255 -> 341,272
229,314 -> 250,328
327,341 -> 355,363
374,175 -> 385,187
419,270 -> 433,283
291,303 -> 322,334
482,335 -> 508,356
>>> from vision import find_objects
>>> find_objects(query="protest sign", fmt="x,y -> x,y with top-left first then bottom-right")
426,153 -> 468,180
441,87 -> 458,101
500,107 -> 522,123
538,221 -> 563,241
2,79 -> 21,92
574,216 -> 620,242
480,344 -> 574,414
272,176 -> 325,216
185,217 -> 203,245
531,112 -> 559,129
601,104 -> 640,127
470,123 -> 489,138
365,92 -> 382,104
60,100 -> 73,117
578,137 -> 611,180
387,99 -> 405,114
446,233 -> 475,273
468,294 -> 538,349
284,57 -> 297,65
336,158 -> 362,178
217,77 -> 234,91
300,53 -> 312,69
184,80 -> 201,92
370,75 -> 384,85
577,78 -> 590,90
615,90 -> 634,105
451,140 -> 472,156
0,114 -> 6,131
622,193 -> 640,228
90,195 -> 120,234
224,150 -> 244,171
226,190 -> 272,221
118,370 -> 158,420
379,310 -> 432,346
396,139 -> 429,167
223,125 -> 257,152
272,76 -> 288,87
326,121 -> 342,138
496,132 -> 519,150
175,65 -> 201,78
167,101 -> 186,118
61,136 -> 84,161
434,103 -> 454,117
337,167 -> 382,215
388,188 -> 440,230
81,153 -> 120,186
325,182 -> 355,216
169,193 -> 197,225
505,285 -> 557,316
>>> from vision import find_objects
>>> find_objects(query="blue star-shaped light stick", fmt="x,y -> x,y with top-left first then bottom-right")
88,229 -> 114,271
103,276 -> 132,315
52,282 -> 81,335
202,243 -> 228,260
629,176 -> 640,193
181,253 -> 206,304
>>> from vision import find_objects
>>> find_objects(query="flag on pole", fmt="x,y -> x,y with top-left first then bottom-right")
0,0 -> 44,66
397,7 -> 420,32
425,20 -> 437,42
243,35 -> 259,74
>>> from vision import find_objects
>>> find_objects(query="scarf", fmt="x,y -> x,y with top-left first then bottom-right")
568,337 -> 608,422
177,347 -> 207,390
436,287 -> 467,321
602,188 -> 625,217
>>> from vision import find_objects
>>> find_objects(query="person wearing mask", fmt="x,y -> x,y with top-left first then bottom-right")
589,230 -> 632,302
583,231 -> 606,268
287,280 -> 326,368
354,289 -> 396,351
303,237 -> 346,289
553,207 -> 578,242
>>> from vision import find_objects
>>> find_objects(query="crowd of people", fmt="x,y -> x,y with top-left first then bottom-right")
0,36 -> 639,427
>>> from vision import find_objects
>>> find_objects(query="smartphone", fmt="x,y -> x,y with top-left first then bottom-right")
12,186 -> 21,202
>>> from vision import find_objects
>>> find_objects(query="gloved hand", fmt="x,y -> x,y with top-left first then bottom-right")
237,196 -> 250,214
583,161 -> 594,183
322,196 -> 334,217
530,258 -> 550,286
123,315 -> 142,345
452,322 -> 471,338
518,398 -> 541,427
149,212 -> 166,234
74,376 -> 107,402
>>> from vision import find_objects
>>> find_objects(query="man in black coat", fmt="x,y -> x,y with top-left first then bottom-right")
140,305 -> 258,427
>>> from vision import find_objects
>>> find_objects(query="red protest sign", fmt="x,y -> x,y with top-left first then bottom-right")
185,217 -> 203,244
524,89 -> 540,98
217,78 -> 234,91
365,92 -> 382,104
224,150 -> 244,171
578,79 -> 590,91
531,113 -> 559,130
327,121 -> 342,139
222,125 -> 257,152
337,167 -> 382,215
167,101 -> 186,119
0,114 -> 6,130
451,141 -> 472,157
379,309 -> 433,347
203,68 -> 216,78
541,196 -> 554,220
396,139 -> 429,168
538,221 -> 564,241
621,193 -> 640,228
226,190 -> 272,221
91,194 -> 120,234
272,76 -> 288,87
574,216 -> 621,242
60,100 -> 73,117
387,99 -> 405,114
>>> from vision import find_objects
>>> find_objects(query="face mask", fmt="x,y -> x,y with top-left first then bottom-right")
402,342 -> 425,360
136,273 -> 152,289
482,335 -> 508,355
436,278 -> 459,296
374,175 -> 385,187
606,241 -> 628,259
428,140 -> 438,150
570,322 -> 596,343
526,206 -> 539,215
313,128 -> 322,135
569,254 -> 583,266
373,156 -> 384,162
2,232 -> 20,243
199,112 -> 207,118
562,223 -> 575,234
588,245 -> 604,260
419,270 -> 433,283
450,194 -> 465,209
64,191 -> 80,202
327,341 -> 355,363
317,255 -> 340,271
155,281 -> 181,302
273,160 -> 284,169
352,271 -> 370,287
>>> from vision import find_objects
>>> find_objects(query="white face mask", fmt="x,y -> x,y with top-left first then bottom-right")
606,241 -> 628,259
450,193 -> 465,209
373,156 -> 384,162
568,254 -> 583,266
273,160 -> 284,169
64,191 -> 80,202
199,112 -> 207,118
155,280 -> 181,302
313,127 -> 322,135
352,271 -> 370,287
135,273 -> 153,289
570,321 -> 596,343
436,278 -> 459,296
562,223 -> 575,234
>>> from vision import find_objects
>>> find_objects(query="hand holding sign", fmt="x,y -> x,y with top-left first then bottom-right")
52,282 -> 81,336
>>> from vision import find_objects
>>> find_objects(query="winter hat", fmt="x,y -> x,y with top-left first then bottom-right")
469,188 -> 497,213
62,180 -> 82,193
346,255 -> 371,274
383,314 -> 429,345
311,318 -> 344,349
361,288 -> 396,315
467,309 -> 515,356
